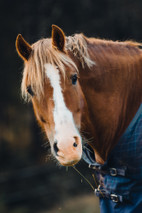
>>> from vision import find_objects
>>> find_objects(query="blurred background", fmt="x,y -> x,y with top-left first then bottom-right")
1,0 -> 142,212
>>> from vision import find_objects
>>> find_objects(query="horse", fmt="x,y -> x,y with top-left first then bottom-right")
16,25 -> 142,212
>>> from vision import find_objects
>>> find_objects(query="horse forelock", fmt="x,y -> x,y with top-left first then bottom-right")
21,34 -> 93,101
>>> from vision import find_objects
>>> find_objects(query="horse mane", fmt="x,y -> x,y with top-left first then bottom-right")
21,34 -> 94,101
66,34 -> 95,68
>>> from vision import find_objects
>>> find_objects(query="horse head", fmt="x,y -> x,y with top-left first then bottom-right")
16,25 -> 87,166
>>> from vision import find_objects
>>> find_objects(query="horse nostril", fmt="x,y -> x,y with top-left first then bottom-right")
73,142 -> 78,147
53,142 -> 59,156
73,136 -> 79,148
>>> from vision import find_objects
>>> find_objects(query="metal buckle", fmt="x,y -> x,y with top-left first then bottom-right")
93,165 -> 102,170
89,164 -> 100,170
110,194 -> 119,203
95,188 -> 99,194
95,185 -> 101,195
92,166 -> 98,170
110,168 -> 117,176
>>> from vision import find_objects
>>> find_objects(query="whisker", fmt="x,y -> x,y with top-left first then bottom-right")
83,145 -> 93,153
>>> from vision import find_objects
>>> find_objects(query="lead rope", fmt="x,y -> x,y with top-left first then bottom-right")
72,166 -> 95,191
92,174 -> 104,198
72,166 -> 104,197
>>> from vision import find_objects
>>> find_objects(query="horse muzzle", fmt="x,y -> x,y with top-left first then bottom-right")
52,135 -> 82,166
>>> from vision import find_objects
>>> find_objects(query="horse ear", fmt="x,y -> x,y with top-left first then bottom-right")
52,25 -> 65,51
16,34 -> 32,61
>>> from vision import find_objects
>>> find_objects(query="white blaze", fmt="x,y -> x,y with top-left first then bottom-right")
45,63 -> 79,140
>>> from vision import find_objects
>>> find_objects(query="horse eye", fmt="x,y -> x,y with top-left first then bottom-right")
40,116 -> 46,123
27,86 -> 34,96
71,74 -> 78,85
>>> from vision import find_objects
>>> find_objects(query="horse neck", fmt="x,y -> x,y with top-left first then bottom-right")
75,39 -> 142,161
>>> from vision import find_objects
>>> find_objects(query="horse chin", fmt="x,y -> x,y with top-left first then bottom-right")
56,156 -> 81,167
